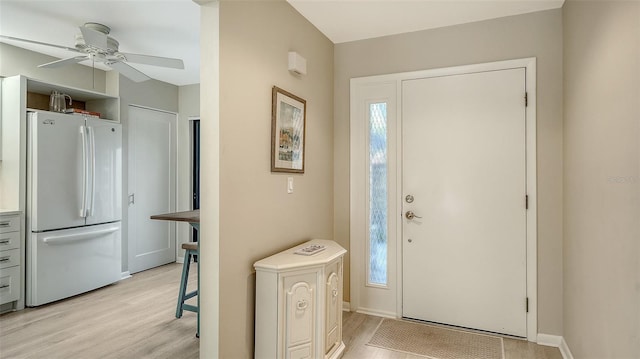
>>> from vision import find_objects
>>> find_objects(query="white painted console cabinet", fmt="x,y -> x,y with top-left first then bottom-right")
254,239 -> 347,359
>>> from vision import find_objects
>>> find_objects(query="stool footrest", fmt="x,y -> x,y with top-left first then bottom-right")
183,304 -> 198,313
184,290 -> 198,301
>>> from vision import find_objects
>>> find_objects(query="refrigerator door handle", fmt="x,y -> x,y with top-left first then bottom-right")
80,125 -> 88,218
41,226 -> 119,245
88,126 -> 96,217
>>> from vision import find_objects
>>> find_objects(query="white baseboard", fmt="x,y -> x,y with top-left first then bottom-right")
120,271 -> 132,280
537,333 -> 562,347
176,256 -> 185,264
354,307 -> 397,319
343,301 -> 350,312
559,338 -> 574,359
537,333 -> 574,359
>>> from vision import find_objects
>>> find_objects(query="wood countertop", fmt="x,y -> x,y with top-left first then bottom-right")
150,209 -> 200,223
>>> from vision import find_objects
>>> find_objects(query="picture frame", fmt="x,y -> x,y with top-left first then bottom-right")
271,86 -> 307,173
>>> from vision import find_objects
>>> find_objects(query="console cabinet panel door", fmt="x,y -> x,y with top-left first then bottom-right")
287,343 -> 312,359
325,260 -> 341,355
284,272 -> 316,356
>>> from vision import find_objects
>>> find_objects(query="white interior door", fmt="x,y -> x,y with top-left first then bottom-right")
402,68 -> 527,337
128,106 -> 176,273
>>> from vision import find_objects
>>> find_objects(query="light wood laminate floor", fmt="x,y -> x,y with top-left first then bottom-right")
0,263 -> 199,359
342,311 -> 563,359
1,262 -> 561,359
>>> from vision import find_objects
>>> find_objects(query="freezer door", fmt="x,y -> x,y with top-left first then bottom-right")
28,112 -> 87,231
85,119 -> 122,225
26,222 -> 122,306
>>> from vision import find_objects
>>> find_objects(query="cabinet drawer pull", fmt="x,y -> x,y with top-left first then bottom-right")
332,289 -> 338,298
0,222 -> 9,228
0,257 -> 10,262
296,300 -> 308,310
0,284 -> 9,289
0,240 -> 9,245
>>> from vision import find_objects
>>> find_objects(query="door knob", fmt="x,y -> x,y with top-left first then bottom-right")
405,211 -> 422,220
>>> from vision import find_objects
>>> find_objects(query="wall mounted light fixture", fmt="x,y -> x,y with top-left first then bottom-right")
288,51 -> 307,76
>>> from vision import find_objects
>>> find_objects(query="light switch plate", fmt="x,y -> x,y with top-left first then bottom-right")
287,177 -> 294,194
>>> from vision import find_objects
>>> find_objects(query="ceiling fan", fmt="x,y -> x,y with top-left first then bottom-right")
0,22 -> 184,83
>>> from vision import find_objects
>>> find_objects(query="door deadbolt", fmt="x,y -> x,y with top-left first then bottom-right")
405,195 -> 414,203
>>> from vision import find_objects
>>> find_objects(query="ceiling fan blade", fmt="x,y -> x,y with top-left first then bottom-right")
0,35 -> 82,53
79,25 -> 107,49
119,52 -> 184,69
107,61 -> 150,83
38,56 -> 89,68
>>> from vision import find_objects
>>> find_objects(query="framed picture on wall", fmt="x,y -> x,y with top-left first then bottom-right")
271,86 -> 307,173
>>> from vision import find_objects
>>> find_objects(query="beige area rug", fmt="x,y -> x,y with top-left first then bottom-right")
367,319 -> 505,359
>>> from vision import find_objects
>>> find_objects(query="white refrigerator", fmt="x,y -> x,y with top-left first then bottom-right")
26,111 -> 122,306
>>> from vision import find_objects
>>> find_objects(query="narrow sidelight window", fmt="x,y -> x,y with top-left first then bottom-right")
368,102 -> 388,286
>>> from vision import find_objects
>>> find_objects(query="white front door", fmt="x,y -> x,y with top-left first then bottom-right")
402,69 -> 527,337
128,105 -> 176,273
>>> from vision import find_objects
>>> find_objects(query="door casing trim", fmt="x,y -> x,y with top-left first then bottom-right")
349,57 -> 537,341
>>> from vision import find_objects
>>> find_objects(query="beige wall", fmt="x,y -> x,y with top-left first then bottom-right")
563,1 -> 640,357
334,9 -> 564,335
218,1 -> 334,356
0,43 -> 106,92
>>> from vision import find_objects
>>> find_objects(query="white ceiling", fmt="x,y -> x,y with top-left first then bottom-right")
0,1 -> 564,87
287,0 -> 565,44
0,0 -> 200,86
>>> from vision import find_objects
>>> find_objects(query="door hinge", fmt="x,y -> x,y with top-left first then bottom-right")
525,195 -> 529,210
128,193 -> 135,206
526,297 -> 529,312
525,92 -> 528,107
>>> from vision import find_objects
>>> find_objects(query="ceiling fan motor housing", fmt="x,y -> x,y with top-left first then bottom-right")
74,23 -> 124,60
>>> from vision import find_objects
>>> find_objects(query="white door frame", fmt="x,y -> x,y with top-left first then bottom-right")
349,57 -> 538,341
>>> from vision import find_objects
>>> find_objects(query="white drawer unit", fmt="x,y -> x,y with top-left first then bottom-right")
0,266 -> 20,304
0,248 -> 20,269
0,231 -> 20,251
0,211 -> 24,310
255,239 -> 347,359
0,215 -> 21,233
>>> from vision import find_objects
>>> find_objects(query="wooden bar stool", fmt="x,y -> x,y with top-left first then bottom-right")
176,242 -> 198,320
